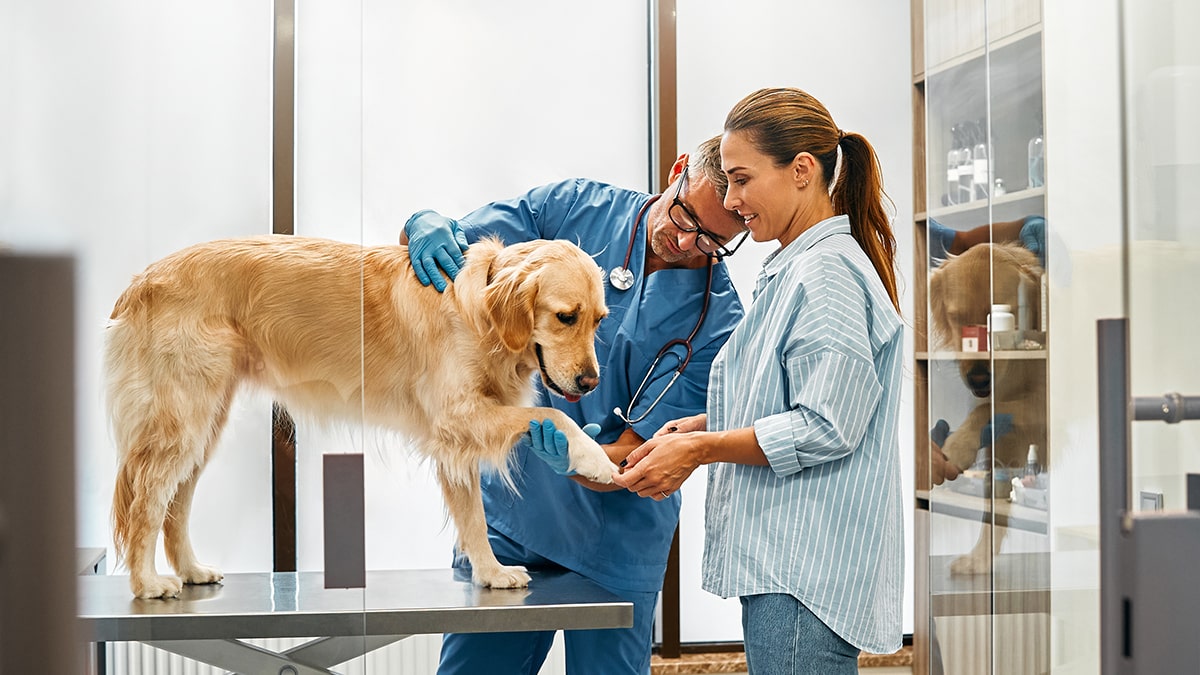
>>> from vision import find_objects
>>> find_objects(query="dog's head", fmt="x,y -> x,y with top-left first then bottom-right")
929,242 -> 1043,397
479,238 -> 607,402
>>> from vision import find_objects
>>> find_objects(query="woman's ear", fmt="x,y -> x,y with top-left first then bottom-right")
791,152 -> 818,188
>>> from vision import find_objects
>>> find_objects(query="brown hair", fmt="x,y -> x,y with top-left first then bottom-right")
724,88 -> 899,311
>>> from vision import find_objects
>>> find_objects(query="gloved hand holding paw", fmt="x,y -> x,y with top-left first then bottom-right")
529,419 -> 602,476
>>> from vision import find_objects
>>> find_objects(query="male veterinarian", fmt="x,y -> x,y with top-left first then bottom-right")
400,135 -> 747,675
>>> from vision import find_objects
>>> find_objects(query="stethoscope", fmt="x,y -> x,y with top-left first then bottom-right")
611,195 -> 715,425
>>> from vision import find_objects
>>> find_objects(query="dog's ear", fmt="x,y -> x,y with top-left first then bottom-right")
485,262 -> 538,352
928,264 -> 951,349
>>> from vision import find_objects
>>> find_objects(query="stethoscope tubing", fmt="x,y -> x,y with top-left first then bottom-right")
614,254 -> 715,426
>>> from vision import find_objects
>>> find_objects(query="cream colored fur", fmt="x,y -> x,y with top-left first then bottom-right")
105,235 -> 618,599
929,242 -> 1048,575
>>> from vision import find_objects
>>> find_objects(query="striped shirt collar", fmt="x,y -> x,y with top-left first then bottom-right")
756,214 -> 851,296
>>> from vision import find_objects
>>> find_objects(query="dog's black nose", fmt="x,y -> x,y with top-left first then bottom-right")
576,373 -> 598,393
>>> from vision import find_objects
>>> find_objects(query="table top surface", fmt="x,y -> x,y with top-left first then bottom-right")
78,568 -> 633,642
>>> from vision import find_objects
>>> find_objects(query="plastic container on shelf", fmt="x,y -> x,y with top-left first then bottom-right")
1027,133 -> 1045,188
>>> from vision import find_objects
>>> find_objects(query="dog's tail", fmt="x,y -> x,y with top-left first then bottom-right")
110,455 -> 137,563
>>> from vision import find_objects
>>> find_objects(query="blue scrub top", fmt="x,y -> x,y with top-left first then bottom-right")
456,178 -> 744,592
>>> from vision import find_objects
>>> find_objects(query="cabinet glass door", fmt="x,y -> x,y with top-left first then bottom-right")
920,0 -> 1049,672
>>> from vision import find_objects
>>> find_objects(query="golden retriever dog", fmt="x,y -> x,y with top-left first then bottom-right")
104,235 -> 618,599
929,241 -> 1047,575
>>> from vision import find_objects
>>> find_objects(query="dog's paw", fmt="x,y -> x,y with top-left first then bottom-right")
566,432 -> 619,484
949,551 -> 992,576
474,564 -> 532,589
180,563 -> 224,586
133,574 -> 184,599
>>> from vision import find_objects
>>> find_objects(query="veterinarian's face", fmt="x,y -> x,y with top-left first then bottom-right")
721,130 -> 808,247
648,167 -> 746,265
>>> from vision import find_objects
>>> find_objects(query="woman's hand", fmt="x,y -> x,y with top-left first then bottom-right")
652,413 -> 707,438
613,432 -> 707,500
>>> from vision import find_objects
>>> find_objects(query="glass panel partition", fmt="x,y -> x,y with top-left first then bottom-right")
919,0 -> 1050,672
1,0 -> 649,671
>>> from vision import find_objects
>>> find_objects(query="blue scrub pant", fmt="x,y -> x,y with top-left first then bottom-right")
437,529 -> 658,675
740,593 -> 860,674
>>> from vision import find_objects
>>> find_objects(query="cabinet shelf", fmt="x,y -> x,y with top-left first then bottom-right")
917,488 -> 1048,535
916,350 -> 1047,361
923,24 -> 1043,80
925,186 -> 1045,223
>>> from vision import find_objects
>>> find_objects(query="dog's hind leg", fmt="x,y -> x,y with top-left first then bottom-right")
950,524 -> 1007,576
162,382 -> 234,588
436,462 -> 531,588
115,417 -> 208,599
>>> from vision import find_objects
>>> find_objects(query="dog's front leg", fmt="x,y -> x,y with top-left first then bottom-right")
552,412 -> 620,484
474,406 -> 620,484
435,462 -> 531,589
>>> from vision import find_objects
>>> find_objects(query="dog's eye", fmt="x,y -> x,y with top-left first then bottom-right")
556,312 -> 577,326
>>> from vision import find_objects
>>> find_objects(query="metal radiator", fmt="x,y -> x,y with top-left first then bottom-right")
104,634 -> 567,674
105,635 -> 443,674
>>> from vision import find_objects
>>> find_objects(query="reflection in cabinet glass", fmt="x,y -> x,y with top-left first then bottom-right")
912,0 -> 1050,673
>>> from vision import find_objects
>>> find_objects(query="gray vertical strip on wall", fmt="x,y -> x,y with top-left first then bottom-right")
273,0 -> 295,236
324,454 -> 366,589
0,255 -> 82,675
1097,318 -> 1130,674
272,0 -> 299,574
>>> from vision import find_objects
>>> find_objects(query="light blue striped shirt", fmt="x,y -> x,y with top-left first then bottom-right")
702,215 -> 904,653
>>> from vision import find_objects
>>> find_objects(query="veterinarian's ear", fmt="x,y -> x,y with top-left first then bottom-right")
666,153 -> 688,185
485,265 -> 537,352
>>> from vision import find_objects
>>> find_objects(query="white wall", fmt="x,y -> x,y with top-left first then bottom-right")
0,0 -> 277,578
675,0 -> 916,641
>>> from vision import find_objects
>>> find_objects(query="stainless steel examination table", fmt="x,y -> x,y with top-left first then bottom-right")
78,568 -> 633,674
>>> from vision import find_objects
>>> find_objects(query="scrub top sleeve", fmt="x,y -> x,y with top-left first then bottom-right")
458,180 -> 584,244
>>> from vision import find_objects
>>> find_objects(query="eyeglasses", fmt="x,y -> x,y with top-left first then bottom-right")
668,166 -> 749,260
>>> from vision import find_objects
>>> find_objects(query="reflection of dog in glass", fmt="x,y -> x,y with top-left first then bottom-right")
929,242 -> 1047,575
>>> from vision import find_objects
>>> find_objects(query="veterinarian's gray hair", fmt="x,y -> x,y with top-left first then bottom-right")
691,134 -> 729,200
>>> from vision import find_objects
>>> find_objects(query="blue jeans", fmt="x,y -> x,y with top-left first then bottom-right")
741,594 -> 860,675
438,530 -> 658,675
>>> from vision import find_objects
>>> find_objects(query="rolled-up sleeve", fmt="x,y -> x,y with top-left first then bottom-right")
754,351 -> 882,475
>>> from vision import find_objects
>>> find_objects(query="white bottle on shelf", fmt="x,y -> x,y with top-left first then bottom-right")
1024,444 -> 1040,477
988,304 -> 1015,332
1027,133 -> 1045,188
972,121 -> 990,199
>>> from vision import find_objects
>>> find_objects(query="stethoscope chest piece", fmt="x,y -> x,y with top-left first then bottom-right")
609,266 -> 635,291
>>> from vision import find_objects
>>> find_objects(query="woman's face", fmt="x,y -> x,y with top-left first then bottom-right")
720,130 -> 805,247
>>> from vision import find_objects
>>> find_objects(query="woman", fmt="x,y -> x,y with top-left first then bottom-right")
612,87 -> 904,673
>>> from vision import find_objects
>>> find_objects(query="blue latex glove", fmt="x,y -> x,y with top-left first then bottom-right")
930,419 -> 951,446
528,419 -> 602,476
404,209 -> 469,292
1019,215 -> 1046,267
927,217 -> 958,263
979,413 -> 1014,448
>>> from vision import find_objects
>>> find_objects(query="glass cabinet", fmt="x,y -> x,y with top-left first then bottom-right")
912,0 -> 1051,672
914,1 -> 1200,673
